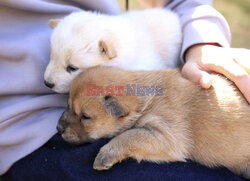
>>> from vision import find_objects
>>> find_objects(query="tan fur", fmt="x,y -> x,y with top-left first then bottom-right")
57,66 -> 250,178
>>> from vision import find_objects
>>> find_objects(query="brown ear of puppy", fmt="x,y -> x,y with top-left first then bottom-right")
104,96 -> 128,118
99,40 -> 117,60
48,19 -> 61,29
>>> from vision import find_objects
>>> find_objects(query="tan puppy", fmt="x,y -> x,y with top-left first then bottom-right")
57,66 -> 250,178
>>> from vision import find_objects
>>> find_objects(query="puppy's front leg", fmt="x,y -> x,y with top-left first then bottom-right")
93,126 -> 186,170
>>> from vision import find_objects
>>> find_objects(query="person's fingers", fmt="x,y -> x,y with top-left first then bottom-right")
234,75 -> 250,104
231,48 -> 250,74
200,71 -> 213,89
184,45 -> 250,104
181,61 -> 212,89
204,59 -> 250,104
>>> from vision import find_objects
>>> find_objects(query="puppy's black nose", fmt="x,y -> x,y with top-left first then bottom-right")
44,80 -> 54,88
57,125 -> 64,134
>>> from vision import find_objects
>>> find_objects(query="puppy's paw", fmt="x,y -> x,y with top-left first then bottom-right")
93,146 -> 120,171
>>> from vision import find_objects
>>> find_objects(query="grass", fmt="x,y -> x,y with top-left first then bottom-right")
214,0 -> 250,48
117,0 -> 250,48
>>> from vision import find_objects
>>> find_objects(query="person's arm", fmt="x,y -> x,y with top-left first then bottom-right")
167,0 -> 231,61
167,0 -> 250,104
0,0 -> 120,175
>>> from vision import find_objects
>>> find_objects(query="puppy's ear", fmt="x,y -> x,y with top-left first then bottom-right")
99,40 -> 117,60
48,19 -> 61,29
104,96 -> 128,118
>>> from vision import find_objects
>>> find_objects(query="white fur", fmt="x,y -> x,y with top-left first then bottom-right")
44,8 -> 182,93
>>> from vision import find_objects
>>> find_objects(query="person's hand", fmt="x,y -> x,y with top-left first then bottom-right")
181,44 -> 250,104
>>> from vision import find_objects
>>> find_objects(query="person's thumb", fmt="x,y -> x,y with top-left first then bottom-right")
181,61 -> 212,89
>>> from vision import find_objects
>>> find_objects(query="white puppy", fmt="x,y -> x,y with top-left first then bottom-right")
44,8 -> 182,93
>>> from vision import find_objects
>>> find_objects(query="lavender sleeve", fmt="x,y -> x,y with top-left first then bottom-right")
166,0 -> 231,62
0,0 -> 120,175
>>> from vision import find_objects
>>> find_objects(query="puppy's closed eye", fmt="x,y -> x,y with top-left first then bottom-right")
80,114 -> 91,123
66,65 -> 79,73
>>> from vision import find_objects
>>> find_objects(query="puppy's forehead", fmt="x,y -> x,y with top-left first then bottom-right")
70,83 -> 87,102
69,82 -> 98,104
70,71 -> 96,96
72,94 -> 101,116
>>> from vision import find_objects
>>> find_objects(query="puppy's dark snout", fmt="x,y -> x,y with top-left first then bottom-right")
57,124 -> 65,134
44,80 -> 55,88
57,110 -> 69,134
57,117 -> 68,134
